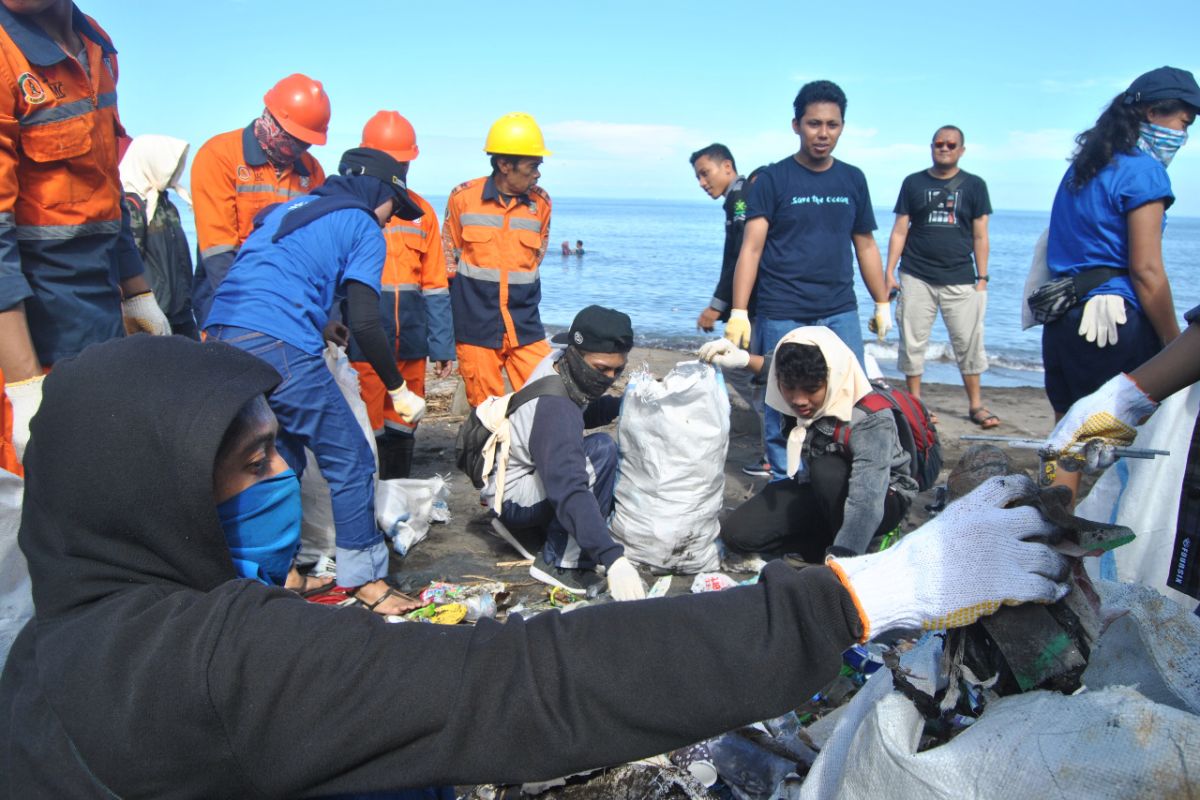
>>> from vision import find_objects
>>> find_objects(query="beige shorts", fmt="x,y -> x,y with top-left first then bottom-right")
897,271 -> 988,376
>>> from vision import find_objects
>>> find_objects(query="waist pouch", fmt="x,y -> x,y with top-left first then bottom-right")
1027,267 -> 1126,324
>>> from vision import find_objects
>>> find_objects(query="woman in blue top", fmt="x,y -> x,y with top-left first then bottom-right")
1042,66 -> 1198,422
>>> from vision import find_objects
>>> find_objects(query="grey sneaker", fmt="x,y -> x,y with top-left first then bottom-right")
741,460 -> 771,478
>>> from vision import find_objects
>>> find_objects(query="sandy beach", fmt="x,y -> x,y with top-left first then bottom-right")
389,344 -> 1058,597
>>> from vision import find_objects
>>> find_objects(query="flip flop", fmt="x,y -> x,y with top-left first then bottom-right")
348,586 -> 424,615
969,407 -> 1001,429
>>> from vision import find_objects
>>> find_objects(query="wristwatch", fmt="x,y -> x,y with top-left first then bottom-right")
976,275 -> 990,282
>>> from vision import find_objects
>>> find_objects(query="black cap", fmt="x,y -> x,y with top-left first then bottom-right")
552,305 -> 634,353
1123,66 -> 1200,109
337,147 -> 424,220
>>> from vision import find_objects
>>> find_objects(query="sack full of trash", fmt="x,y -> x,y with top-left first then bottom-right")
376,475 -> 451,556
611,361 -> 729,573
0,469 -> 31,669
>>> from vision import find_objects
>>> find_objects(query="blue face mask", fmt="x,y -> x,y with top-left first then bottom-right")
1138,121 -> 1188,167
216,469 -> 302,586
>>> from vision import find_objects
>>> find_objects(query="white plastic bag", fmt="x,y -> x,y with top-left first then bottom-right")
376,475 -> 451,556
0,469 -> 31,668
1020,227 -> 1050,330
297,344 -> 379,565
611,361 -> 730,573
802,684 -> 1200,799
1077,383 -> 1200,608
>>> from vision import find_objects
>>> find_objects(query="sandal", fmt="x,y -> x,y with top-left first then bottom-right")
298,574 -> 336,598
348,586 -> 423,615
969,407 -> 1001,429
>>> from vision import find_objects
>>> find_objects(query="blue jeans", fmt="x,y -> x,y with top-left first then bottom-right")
500,433 -> 617,569
753,309 -> 865,481
206,326 -> 387,586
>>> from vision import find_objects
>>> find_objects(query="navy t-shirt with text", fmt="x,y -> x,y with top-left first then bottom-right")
746,157 -> 876,320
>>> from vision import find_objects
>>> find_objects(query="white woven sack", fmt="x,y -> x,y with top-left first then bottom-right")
0,469 -> 31,669
611,361 -> 729,573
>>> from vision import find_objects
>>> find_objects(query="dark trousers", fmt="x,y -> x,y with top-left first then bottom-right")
721,454 -> 906,562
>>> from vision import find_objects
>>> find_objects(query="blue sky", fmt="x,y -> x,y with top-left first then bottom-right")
99,0 -> 1200,214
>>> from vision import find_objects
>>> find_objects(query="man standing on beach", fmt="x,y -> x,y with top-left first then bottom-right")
724,80 -> 892,480
444,113 -> 552,407
690,143 -> 770,476
884,125 -> 997,428
189,73 -> 329,327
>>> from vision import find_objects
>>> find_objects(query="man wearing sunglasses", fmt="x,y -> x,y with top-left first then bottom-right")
884,125 -> 997,428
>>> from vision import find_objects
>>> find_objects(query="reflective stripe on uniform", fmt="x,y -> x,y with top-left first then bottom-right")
509,217 -> 541,232
459,213 -> 504,228
235,184 -> 307,198
382,282 -> 419,292
15,219 -> 121,240
456,260 -> 540,285
0,211 -> 13,227
386,225 -> 425,237
201,244 -> 236,259
422,287 -> 449,296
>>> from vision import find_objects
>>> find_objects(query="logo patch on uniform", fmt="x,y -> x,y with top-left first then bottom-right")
734,199 -> 747,215
300,176 -> 310,189
17,73 -> 46,105
527,200 -> 537,214
573,331 -> 583,345
237,166 -> 252,182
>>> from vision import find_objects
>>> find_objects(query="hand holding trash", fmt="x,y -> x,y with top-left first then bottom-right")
698,338 -> 750,370
1043,373 -> 1157,476
1078,294 -> 1126,348
121,292 -> 171,336
388,381 -> 426,425
723,309 -> 751,349
827,475 -> 1069,640
606,556 -> 646,601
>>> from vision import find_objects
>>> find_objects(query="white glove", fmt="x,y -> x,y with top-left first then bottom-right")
698,338 -> 750,370
1078,295 -> 1127,348
5,374 -> 43,460
867,301 -> 892,341
723,309 -> 751,349
606,556 -> 646,601
121,292 -> 171,336
827,475 -> 1069,640
1043,373 -> 1157,477
388,381 -> 426,425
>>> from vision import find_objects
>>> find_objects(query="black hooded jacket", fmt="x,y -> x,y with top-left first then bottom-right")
0,335 -> 861,798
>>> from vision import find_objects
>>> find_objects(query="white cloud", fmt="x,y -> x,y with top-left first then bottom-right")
969,128 -> 1076,162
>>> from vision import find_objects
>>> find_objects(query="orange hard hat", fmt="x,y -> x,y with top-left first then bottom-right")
263,73 -> 331,146
360,111 -> 419,161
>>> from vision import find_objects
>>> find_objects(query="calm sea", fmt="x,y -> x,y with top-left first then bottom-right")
176,197 -> 1200,388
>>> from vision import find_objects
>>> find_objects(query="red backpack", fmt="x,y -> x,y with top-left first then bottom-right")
831,380 -> 942,491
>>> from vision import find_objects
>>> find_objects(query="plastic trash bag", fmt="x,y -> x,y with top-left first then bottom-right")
376,475 -> 451,556
0,469 -> 31,668
297,344 -> 379,565
611,361 -> 730,573
802,683 -> 1200,799
1077,383 -> 1200,608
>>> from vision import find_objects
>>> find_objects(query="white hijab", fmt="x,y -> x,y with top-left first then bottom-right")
119,135 -> 191,225
765,326 -> 873,478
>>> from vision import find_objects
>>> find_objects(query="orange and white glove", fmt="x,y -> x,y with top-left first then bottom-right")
723,309 -> 752,349
388,381 -> 426,425
121,292 -> 171,336
5,374 -> 44,460
827,475 -> 1069,641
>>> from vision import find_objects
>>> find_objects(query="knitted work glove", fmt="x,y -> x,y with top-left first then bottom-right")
827,475 -> 1069,641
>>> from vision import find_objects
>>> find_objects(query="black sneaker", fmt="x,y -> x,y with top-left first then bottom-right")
741,460 -> 771,478
529,560 -> 605,597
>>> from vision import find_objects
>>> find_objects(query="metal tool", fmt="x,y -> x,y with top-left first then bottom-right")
960,435 -> 1170,485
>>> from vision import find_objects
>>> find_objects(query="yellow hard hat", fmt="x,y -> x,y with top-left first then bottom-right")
484,112 -> 552,157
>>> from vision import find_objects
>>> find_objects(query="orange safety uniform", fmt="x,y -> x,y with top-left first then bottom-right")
443,175 -> 551,406
348,190 -> 453,434
0,7 -> 145,367
189,125 -> 325,324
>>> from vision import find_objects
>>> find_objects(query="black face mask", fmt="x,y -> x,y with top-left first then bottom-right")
559,346 -> 619,405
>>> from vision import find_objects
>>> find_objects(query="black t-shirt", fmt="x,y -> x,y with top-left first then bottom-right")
710,175 -> 758,319
894,169 -> 992,285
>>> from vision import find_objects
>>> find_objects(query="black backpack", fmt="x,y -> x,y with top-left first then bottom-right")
454,376 -> 570,488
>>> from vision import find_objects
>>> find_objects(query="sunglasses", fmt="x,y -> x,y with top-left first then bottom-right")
933,140 -> 959,151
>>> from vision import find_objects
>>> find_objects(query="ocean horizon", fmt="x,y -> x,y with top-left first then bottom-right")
174,196 -> 1200,389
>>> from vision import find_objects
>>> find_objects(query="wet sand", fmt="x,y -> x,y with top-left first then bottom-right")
391,346 -> 1057,598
